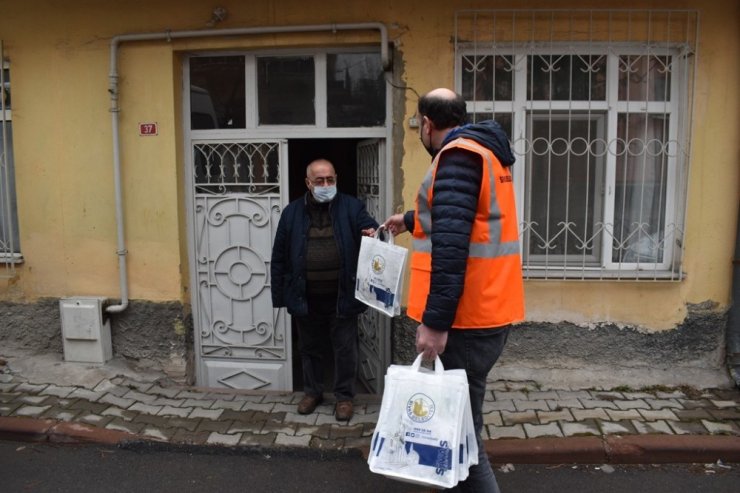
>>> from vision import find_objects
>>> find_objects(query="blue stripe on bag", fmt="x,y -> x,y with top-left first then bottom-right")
370,284 -> 395,308
403,441 -> 453,472
374,436 -> 385,456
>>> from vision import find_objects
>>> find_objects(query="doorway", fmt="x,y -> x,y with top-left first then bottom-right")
287,139 -> 360,201
287,138 -> 372,394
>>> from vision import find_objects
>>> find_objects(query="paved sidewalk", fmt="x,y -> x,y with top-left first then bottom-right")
1,353 -> 739,464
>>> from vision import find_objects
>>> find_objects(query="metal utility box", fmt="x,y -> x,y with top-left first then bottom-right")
60,297 -> 112,363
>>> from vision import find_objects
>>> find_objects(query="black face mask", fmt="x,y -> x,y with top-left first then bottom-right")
419,119 -> 437,158
420,136 -> 436,158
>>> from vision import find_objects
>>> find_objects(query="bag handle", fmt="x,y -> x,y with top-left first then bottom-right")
411,353 -> 445,375
374,224 -> 394,246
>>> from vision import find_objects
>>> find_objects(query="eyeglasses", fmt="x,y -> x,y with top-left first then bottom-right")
308,176 -> 336,186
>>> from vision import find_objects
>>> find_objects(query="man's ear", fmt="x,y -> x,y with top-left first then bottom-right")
422,115 -> 435,132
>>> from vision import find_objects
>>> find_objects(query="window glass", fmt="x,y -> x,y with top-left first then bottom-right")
258,56 -> 315,125
189,56 -> 246,129
0,123 -> 19,254
528,55 -> 607,101
525,114 -> 604,263
470,112 -> 513,140
618,55 -> 671,102
613,113 -> 669,263
1,58 -> 19,256
462,55 -> 513,101
327,53 -> 385,127
1,67 -> 9,109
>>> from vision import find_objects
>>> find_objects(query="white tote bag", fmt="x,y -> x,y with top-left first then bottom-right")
368,355 -> 474,489
355,226 -> 407,316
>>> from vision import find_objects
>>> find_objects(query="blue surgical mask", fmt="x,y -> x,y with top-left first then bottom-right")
312,185 -> 337,203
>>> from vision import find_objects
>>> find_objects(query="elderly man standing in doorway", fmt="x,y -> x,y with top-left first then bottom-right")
384,88 -> 525,492
271,158 -> 378,422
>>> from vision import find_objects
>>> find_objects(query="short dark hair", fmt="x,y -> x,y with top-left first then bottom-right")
418,91 -> 467,129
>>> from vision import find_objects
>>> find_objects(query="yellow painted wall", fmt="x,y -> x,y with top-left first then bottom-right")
0,1 -> 737,331
2,34 -> 182,301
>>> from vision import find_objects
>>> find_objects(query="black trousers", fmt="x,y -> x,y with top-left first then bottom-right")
440,327 -> 510,493
295,296 -> 358,401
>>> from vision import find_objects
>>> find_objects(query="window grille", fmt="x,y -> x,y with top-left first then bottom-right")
455,10 -> 698,280
192,142 -> 281,196
0,41 -> 20,276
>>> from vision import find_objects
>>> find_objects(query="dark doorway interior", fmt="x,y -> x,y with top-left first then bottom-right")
287,139 -> 360,201
286,139 -> 371,395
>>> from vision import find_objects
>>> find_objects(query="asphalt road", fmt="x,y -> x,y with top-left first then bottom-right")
0,440 -> 738,492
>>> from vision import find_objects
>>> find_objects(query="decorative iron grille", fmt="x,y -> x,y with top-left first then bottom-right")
192,141 -> 280,195
357,140 -> 385,393
455,10 -> 698,280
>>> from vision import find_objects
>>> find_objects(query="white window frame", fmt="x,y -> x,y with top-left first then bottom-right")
187,47 -> 388,141
456,43 -> 691,280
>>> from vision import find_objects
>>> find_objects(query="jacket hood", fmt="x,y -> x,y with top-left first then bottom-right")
442,120 -> 516,167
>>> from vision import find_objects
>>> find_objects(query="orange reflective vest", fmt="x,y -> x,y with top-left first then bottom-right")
407,137 -> 525,329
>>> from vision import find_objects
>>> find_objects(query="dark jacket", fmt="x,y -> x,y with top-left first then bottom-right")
271,191 -> 379,317
404,120 -> 516,330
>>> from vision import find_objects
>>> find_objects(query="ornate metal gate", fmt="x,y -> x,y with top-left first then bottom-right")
189,140 -> 291,390
356,139 -> 390,393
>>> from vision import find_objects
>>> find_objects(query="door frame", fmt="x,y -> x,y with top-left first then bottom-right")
182,49 -> 393,389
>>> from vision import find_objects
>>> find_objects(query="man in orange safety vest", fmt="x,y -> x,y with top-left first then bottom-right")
384,88 -> 524,493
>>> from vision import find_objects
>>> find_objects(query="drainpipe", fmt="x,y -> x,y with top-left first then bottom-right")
728,201 -> 740,387
105,22 -> 390,314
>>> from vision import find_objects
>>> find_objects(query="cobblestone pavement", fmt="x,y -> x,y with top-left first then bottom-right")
1,366 -> 738,452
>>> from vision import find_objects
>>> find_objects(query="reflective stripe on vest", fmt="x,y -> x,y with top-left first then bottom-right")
412,138 -> 519,259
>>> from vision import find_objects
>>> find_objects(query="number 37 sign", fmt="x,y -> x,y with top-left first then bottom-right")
139,122 -> 158,136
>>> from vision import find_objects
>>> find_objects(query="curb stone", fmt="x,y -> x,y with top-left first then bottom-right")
485,435 -> 740,464
4,416 -> 739,464
0,416 -> 141,445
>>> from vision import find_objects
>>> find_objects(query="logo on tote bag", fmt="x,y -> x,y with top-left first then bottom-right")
372,254 -> 386,274
406,393 -> 436,423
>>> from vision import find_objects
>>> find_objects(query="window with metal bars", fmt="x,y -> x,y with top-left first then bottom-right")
455,10 -> 697,280
1,44 -> 21,274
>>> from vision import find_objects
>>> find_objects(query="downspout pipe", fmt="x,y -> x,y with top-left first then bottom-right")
728,200 -> 740,387
106,22 -> 389,314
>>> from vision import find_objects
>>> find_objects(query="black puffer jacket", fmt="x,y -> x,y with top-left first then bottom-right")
404,120 -> 516,331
